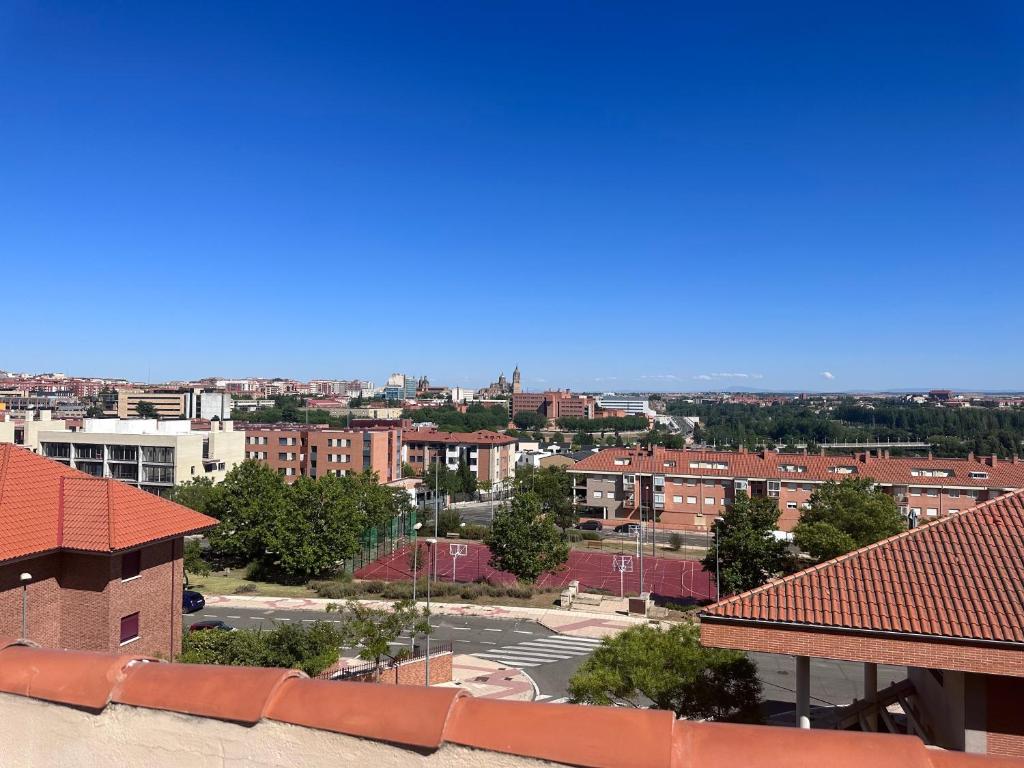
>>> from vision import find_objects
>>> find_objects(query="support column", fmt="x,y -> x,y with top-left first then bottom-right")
796,655 -> 811,729
864,662 -> 878,732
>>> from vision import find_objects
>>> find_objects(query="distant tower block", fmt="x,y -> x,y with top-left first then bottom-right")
512,365 -> 522,394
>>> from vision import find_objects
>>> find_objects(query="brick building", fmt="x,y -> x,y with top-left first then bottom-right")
701,489 -> 1024,757
244,424 -> 402,483
0,445 -> 217,660
511,391 -> 596,423
401,429 -> 517,487
569,446 -> 1024,531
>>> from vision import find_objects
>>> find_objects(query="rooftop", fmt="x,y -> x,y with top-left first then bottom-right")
0,637 -> 1015,768
570,446 -> 1024,488
0,445 -> 218,562
403,428 -> 517,446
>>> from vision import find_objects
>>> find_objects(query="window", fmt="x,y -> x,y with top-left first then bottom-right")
278,452 -> 288,461
767,480 -> 780,498
673,495 -> 683,503
120,613 -> 140,645
121,550 -> 141,580
786,502 -> 798,509
910,507 -> 921,516
910,488 -> 921,496
927,508 -> 938,517
778,464 -> 806,473
734,479 -> 749,492
689,461 -> 728,470
968,471 -> 988,479
949,489 -> 960,498
829,465 -> 857,474
704,497 -> 715,506
613,458 -> 631,466
593,491 -> 603,499
926,489 -> 938,497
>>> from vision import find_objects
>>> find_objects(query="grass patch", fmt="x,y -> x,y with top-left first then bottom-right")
186,569 -> 319,599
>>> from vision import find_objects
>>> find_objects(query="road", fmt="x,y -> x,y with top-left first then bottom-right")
185,604 -> 904,713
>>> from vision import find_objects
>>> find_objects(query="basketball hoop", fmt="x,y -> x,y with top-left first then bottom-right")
612,555 -> 634,598
450,543 -> 468,582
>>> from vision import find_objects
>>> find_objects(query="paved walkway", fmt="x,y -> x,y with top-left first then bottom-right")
204,594 -> 650,637
437,655 -> 537,701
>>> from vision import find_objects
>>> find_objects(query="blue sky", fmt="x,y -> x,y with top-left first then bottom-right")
2,2 -> 1022,392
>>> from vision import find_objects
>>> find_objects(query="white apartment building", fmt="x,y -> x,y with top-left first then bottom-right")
36,418 -> 244,495
595,394 -> 654,417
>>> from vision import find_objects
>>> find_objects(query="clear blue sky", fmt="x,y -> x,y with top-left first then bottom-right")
2,2 -> 1022,392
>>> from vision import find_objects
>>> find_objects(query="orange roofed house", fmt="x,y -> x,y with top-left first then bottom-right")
0,445 -> 217,659
700,488 -> 1024,758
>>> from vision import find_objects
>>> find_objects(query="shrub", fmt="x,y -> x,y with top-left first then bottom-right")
382,582 -> 414,599
461,524 -> 488,540
581,531 -> 602,541
566,530 -> 583,543
459,584 -> 484,599
361,580 -> 386,594
504,583 -> 534,599
667,532 -> 683,551
309,580 -> 360,599
233,583 -> 258,595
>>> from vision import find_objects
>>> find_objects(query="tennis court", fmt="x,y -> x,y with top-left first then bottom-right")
354,541 -> 712,600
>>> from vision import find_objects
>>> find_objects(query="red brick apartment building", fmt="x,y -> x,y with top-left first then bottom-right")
511,391 -> 596,423
570,446 -> 1024,531
702,488 -> 1024,757
244,424 -> 401,482
0,445 -> 217,659
401,429 -> 517,487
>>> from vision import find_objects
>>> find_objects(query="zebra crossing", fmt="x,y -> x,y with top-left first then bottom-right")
473,633 -> 602,668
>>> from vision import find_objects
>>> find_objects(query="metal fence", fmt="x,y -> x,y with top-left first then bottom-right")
346,510 -> 419,574
323,641 -> 453,682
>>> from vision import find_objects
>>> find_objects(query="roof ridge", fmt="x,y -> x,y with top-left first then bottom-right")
704,487 -> 1024,614
0,445 -> 10,517
106,478 -> 115,550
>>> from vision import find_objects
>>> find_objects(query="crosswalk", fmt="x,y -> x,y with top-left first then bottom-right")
473,634 -> 602,668
535,695 -> 570,704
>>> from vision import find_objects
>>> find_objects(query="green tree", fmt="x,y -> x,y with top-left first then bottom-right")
401,462 -> 417,478
423,461 -> 458,498
135,401 -> 158,419
341,470 -> 414,530
85,403 -> 106,418
568,623 -> 761,722
701,492 -> 789,595
513,410 -> 547,430
329,599 -> 430,666
456,458 -> 477,497
484,492 -> 569,582
436,508 -> 464,537
180,621 -> 344,676
551,432 -> 565,444
793,477 -> 906,561
513,465 -> 575,530
267,474 -> 365,581
183,539 -> 211,576
206,460 -> 290,566
169,476 -> 223,516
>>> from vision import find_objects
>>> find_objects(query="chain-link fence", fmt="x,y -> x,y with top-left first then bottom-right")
345,510 -> 418,574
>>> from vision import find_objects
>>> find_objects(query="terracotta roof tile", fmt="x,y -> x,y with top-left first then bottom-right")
0,445 -> 217,562
402,428 -> 517,446
0,642 -> 1017,767
702,490 -> 1024,643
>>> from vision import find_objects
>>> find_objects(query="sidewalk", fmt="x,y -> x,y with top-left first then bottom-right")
204,594 -> 649,637
437,654 -> 537,701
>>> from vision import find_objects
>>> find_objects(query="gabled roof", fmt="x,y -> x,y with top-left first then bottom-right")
402,429 -> 517,446
0,445 -> 217,562
702,489 -> 1024,644
569,446 -> 1024,489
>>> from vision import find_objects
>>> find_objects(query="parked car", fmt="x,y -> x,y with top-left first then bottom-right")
189,620 -> 235,633
575,519 -> 603,531
613,523 -> 640,534
182,589 -> 205,613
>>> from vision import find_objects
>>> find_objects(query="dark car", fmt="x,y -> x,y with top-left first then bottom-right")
575,519 -> 603,531
189,620 -> 235,633
182,589 -> 205,614
613,523 -> 640,534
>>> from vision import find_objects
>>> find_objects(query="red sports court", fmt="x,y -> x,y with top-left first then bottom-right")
354,541 -> 713,601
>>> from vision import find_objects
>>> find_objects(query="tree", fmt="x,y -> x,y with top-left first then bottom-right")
513,465 -> 575,530
329,599 -> 430,666
85,404 -> 106,418
401,462 -> 417,478
266,474 -> 365,581
341,470 -> 414,530
180,621 -> 344,676
568,623 -> 761,722
551,432 -> 565,444
436,508 -> 464,537
531,430 -> 545,443
423,461 -> 457,499
183,539 -> 211,576
701,492 -> 789,595
169,476 -> 223,516
484,492 -> 569,582
206,460 -> 290,566
135,401 -> 158,419
456,458 -> 477,497
793,477 -> 906,561
513,410 -> 547,430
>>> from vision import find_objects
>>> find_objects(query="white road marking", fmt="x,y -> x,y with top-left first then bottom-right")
450,626 -> 471,631
226,615 -> 242,619
478,640 -> 497,645
483,628 -> 503,632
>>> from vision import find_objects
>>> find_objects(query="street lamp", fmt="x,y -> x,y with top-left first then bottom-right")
423,538 -> 437,687
19,573 -> 31,640
713,517 -> 725,601
452,523 -> 466,583
410,522 -> 424,653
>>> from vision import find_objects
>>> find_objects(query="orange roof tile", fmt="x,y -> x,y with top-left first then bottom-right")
702,490 -> 1024,643
0,445 -> 217,562
0,638 -> 1016,767
570,446 -> 1024,489
402,428 -> 517,446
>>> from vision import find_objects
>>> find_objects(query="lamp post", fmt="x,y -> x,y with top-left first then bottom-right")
423,538 -> 437,687
453,523 -> 466,583
433,450 -> 441,582
714,517 -> 725,601
19,572 -> 31,640
410,522 -> 423,652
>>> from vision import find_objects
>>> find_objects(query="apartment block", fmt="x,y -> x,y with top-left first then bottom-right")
244,424 -> 401,483
401,428 -> 517,487
37,419 -> 245,495
116,389 -> 233,420
511,391 -> 596,423
569,446 -> 1024,531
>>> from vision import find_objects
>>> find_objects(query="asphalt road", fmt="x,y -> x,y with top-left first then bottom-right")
186,604 -> 905,712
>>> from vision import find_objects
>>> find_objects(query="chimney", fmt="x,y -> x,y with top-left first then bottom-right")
988,454 -> 998,467
968,451 -> 975,461
927,450 -> 933,460
1013,454 -> 1020,465
802,447 -> 807,455
820,447 -> 825,456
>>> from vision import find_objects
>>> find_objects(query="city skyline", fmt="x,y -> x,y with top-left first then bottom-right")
3,3 -> 1022,390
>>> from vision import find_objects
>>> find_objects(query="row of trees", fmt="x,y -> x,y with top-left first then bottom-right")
556,415 -> 649,433
665,398 -> 1024,458
703,477 -> 906,595
400,404 -> 510,432
171,460 -> 414,582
